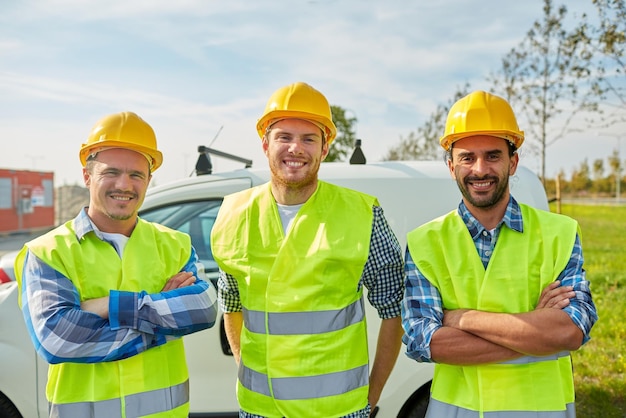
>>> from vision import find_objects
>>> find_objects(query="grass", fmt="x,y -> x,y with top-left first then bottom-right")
551,204 -> 626,417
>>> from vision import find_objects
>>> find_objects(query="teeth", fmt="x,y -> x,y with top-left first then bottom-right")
474,182 -> 491,187
112,196 -> 131,201
285,161 -> 304,167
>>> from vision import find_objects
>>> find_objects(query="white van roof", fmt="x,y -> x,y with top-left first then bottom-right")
144,160 -> 548,248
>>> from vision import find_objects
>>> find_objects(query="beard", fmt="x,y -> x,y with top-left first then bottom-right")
456,173 -> 510,208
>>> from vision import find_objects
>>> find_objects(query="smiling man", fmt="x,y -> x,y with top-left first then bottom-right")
14,111 -> 218,418
211,82 -> 405,418
401,91 -> 598,417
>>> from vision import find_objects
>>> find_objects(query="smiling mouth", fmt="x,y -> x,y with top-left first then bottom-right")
285,161 -> 305,168
109,194 -> 135,201
466,177 -> 497,191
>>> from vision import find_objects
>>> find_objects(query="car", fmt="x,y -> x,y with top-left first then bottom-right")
0,250 -> 18,284
0,147 -> 550,418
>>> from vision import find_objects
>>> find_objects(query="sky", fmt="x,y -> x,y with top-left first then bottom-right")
1,0 -> 622,187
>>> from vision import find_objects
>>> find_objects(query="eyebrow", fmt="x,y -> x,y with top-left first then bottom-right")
456,149 -> 504,157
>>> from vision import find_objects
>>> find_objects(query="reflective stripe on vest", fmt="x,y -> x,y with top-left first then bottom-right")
239,363 -> 369,400
500,351 -> 571,365
49,380 -> 189,418
243,298 -> 365,335
426,398 -> 576,418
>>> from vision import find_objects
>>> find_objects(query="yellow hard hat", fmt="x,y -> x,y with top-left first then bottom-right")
79,111 -> 163,171
256,82 -> 337,144
440,90 -> 524,151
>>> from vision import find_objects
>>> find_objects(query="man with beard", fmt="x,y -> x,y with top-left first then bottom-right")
401,91 -> 597,418
210,82 -> 405,417
15,111 -> 218,417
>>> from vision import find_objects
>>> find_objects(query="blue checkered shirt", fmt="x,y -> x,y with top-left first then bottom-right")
19,208 -> 218,364
402,197 -> 598,363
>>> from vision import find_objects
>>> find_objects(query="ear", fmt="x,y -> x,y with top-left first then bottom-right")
320,141 -> 330,161
262,138 -> 270,157
509,152 -> 519,176
446,156 -> 455,179
82,167 -> 90,187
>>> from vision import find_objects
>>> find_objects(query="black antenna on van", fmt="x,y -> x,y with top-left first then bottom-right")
349,139 -> 366,165
194,146 -> 253,176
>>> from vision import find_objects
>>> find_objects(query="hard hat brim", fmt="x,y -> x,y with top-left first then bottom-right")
256,110 -> 337,144
79,139 -> 163,171
440,130 -> 524,151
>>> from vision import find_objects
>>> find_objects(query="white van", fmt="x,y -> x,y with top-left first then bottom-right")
0,149 -> 549,418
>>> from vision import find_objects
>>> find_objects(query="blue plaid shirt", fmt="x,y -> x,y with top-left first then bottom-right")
19,208 -> 218,364
402,197 -> 598,363
218,205 -> 404,319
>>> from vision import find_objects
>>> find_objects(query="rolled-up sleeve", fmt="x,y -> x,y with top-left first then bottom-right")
401,247 -> 443,363
559,234 -> 598,344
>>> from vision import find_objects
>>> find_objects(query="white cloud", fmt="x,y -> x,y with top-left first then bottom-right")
0,0 -> 615,188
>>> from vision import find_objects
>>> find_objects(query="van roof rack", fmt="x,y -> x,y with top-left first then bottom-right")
194,146 -> 253,176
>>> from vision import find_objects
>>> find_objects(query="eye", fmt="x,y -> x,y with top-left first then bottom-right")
102,169 -> 119,177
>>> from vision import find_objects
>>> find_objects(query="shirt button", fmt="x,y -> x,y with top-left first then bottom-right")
482,231 -> 489,236
485,250 -> 492,256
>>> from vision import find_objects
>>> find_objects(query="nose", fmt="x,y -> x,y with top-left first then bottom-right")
288,139 -> 304,154
472,157 -> 489,174
115,173 -> 134,190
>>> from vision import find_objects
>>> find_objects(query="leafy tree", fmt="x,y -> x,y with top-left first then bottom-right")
488,0 -> 599,183
592,158 -> 605,180
592,158 -> 607,193
570,158 -> 593,193
607,147 -> 623,197
572,0 -> 626,125
384,83 -> 471,161
326,105 -> 357,162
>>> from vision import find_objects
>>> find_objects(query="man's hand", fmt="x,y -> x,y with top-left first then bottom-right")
442,308 -> 469,329
161,272 -> 196,291
536,280 -> 575,310
81,297 -> 109,319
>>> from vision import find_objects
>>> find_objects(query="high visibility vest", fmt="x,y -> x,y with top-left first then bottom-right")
16,219 -> 193,418
212,181 -> 377,417
406,204 -> 579,417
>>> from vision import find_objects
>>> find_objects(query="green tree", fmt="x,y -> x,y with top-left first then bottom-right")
326,106 -> 357,162
488,0 -> 598,183
384,83 -> 471,161
570,158 -> 593,193
591,158 -> 604,193
607,147 -> 623,197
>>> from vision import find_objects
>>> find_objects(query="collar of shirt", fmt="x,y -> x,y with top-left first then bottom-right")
71,207 -> 137,242
457,196 -> 524,240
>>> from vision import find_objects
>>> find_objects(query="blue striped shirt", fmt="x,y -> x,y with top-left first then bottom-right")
402,197 -> 598,363
19,209 -> 218,364
218,205 -> 405,320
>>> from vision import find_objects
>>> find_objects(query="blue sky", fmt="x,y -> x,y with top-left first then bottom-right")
1,0 -> 619,187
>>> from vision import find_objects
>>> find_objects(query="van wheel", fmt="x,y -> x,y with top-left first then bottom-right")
398,382 -> 430,418
402,394 -> 429,418
0,393 -> 22,418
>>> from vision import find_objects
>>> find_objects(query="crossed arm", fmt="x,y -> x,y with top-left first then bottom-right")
21,249 -> 217,363
402,236 -> 598,366
430,282 -> 583,365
